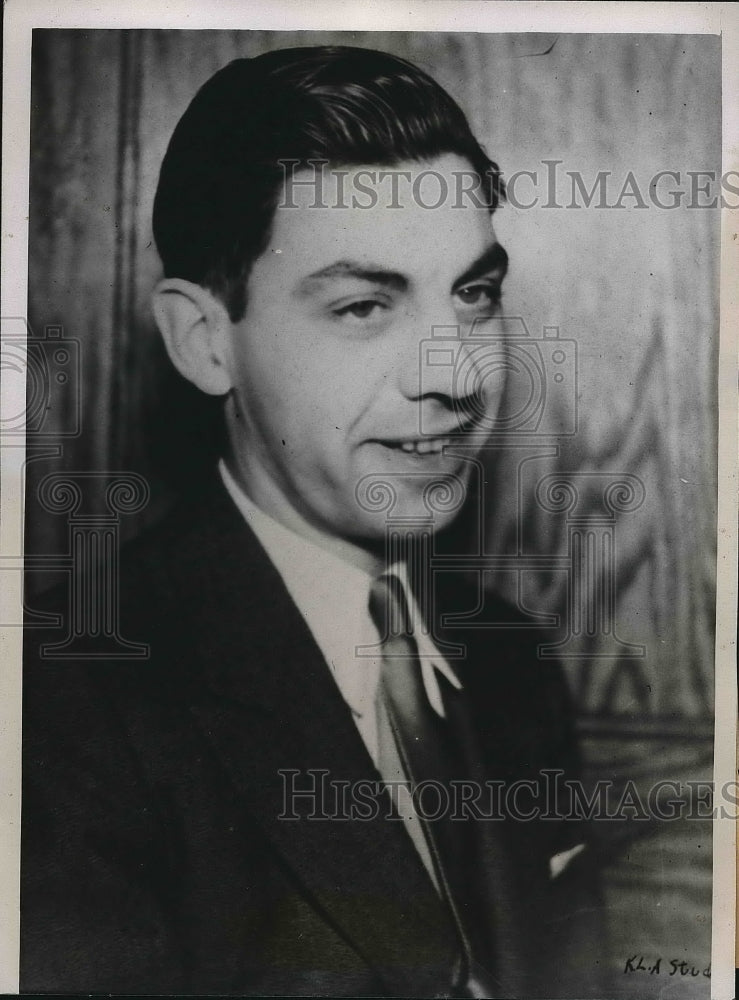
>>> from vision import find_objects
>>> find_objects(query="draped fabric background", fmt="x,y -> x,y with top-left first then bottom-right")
25,30 -> 719,993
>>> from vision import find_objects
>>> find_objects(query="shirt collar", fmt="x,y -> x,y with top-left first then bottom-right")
219,460 -> 461,720
384,560 -> 462,696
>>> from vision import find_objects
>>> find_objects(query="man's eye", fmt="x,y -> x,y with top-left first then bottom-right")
455,284 -> 501,309
332,300 -> 386,320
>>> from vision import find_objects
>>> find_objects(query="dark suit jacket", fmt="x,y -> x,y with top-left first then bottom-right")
21,475 -> 605,997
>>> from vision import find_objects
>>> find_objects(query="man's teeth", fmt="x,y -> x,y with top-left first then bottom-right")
397,438 -> 450,454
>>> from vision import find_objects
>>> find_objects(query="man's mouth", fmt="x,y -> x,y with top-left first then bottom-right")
385,436 -> 455,455
375,420 -> 480,456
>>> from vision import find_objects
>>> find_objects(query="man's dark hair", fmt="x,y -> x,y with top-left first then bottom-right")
153,45 -> 503,322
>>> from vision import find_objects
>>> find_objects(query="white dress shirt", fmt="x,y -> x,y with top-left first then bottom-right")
219,460 -> 461,764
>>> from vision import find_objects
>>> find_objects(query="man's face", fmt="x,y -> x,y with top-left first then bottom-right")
224,153 -> 508,546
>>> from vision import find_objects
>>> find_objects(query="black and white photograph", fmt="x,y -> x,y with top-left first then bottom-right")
1,2 -> 736,998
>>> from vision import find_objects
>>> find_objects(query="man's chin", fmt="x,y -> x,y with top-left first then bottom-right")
346,482 -> 468,541
351,458 -> 473,524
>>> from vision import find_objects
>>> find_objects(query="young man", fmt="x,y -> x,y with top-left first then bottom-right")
21,47 -> 605,997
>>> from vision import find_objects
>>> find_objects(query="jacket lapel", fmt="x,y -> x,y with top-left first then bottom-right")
162,478 -> 461,995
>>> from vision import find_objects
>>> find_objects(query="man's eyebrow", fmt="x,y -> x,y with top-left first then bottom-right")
294,243 -> 509,297
453,242 -> 509,289
295,261 -> 408,296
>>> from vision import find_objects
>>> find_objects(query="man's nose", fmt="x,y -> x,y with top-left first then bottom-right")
396,308 -> 486,407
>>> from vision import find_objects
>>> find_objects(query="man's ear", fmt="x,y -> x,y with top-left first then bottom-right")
151,278 -> 234,396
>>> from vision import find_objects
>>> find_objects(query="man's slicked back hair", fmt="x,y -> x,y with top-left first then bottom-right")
153,46 -> 503,321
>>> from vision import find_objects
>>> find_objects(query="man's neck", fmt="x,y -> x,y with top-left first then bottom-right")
220,456 -> 386,579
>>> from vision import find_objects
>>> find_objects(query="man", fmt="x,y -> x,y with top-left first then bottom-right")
21,46 -> 605,997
